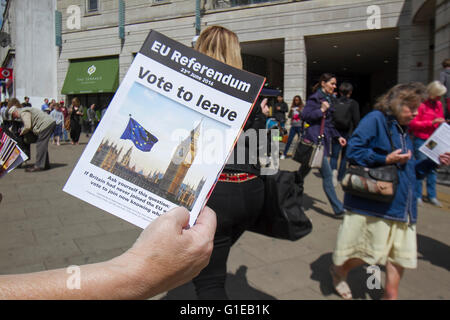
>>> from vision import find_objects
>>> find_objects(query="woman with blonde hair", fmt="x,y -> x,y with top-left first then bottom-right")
69,97 -> 84,145
192,25 -> 269,300
409,80 -> 447,207
329,82 -> 450,300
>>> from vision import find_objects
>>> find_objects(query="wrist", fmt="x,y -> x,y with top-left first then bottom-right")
103,253 -> 151,299
109,250 -> 166,299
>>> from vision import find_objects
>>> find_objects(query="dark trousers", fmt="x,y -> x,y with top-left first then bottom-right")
70,121 -> 81,143
192,177 -> 265,300
35,122 -> 55,169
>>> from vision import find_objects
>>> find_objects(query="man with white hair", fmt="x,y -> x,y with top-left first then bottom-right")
9,105 -> 55,172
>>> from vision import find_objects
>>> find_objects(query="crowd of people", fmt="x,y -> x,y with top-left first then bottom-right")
0,96 -> 106,171
0,26 -> 449,301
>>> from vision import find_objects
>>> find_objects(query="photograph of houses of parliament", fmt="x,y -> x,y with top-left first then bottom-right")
90,121 -> 206,211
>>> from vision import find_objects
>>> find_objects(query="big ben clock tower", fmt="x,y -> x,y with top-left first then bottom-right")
160,120 -> 202,197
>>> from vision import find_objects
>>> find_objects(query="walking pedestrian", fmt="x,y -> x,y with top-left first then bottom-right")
191,25 -> 268,300
87,103 -> 98,134
330,82 -> 360,186
50,102 -> 64,146
280,95 -> 304,159
329,82 -> 450,300
297,73 -> 347,217
69,97 -> 83,145
22,96 -> 31,108
60,100 -> 70,142
273,94 -> 288,129
41,98 -> 49,112
409,80 -> 447,207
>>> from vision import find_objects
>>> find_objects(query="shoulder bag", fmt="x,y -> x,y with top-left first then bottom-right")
248,170 -> 313,241
341,118 -> 398,203
293,115 -> 325,169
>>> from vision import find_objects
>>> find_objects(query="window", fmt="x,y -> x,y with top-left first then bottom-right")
87,0 -> 98,12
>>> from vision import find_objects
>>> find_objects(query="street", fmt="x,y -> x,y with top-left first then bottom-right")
0,136 -> 449,300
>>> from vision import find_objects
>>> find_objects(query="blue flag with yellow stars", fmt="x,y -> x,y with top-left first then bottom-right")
120,118 -> 158,152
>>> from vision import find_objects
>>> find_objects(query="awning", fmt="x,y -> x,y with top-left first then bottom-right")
61,56 -> 119,95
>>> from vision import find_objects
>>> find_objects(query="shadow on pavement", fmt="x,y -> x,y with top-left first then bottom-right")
160,266 -> 277,300
48,163 -> 68,170
302,193 -> 337,219
309,253 -> 383,300
417,233 -> 450,271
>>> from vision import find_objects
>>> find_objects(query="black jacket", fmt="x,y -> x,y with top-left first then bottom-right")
223,97 -> 267,175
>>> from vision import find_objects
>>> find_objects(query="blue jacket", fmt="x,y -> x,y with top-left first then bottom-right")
344,110 -> 437,224
301,89 -> 341,155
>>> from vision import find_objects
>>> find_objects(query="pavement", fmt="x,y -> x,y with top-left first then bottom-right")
0,135 -> 449,300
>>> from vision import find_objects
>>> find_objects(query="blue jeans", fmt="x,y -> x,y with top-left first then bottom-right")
283,126 -> 302,156
297,155 -> 344,215
320,156 -> 345,214
330,138 -> 348,181
62,127 -> 69,141
413,137 -> 437,199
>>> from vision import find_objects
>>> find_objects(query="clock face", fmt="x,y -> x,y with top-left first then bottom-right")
178,147 -> 184,157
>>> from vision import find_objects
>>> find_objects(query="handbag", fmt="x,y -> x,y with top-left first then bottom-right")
248,170 -> 313,241
293,115 -> 325,169
64,118 -> 71,131
341,118 -> 398,203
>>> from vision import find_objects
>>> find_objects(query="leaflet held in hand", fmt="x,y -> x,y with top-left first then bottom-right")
419,123 -> 450,164
63,30 -> 265,228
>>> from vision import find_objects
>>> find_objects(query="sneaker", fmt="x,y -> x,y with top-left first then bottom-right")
280,154 -> 286,160
429,198 -> 443,208
332,169 -> 338,187
417,198 -> 423,206
335,209 -> 346,219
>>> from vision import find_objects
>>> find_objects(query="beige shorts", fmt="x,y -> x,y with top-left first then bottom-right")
332,211 -> 417,269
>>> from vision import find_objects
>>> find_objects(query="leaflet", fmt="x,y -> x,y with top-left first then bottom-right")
63,30 -> 265,228
419,123 -> 450,164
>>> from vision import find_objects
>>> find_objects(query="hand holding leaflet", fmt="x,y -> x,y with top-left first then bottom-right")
419,123 -> 450,164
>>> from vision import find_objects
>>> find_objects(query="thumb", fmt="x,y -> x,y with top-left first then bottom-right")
190,206 -> 217,240
165,207 -> 190,232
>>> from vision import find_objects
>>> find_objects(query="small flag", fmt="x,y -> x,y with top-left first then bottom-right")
120,118 -> 158,152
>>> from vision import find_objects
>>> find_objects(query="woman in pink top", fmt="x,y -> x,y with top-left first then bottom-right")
409,81 -> 447,207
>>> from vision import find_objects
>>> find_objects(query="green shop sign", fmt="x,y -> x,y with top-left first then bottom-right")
62,57 -> 119,95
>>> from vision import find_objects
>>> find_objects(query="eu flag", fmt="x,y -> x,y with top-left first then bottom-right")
120,118 -> 158,152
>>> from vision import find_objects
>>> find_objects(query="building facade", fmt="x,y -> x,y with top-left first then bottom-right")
52,0 -> 448,112
0,0 -> 447,110
0,0 -> 57,106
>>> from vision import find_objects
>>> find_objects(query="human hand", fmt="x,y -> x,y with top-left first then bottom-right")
432,118 -> 445,125
115,206 -> 216,298
338,137 -> 347,147
439,152 -> 450,166
260,98 -> 270,116
320,101 -> 330,113
386,149 -> 412,165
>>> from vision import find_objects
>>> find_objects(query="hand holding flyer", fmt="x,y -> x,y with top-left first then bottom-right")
63,30 -> 265,229
419,123 -> 450,165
